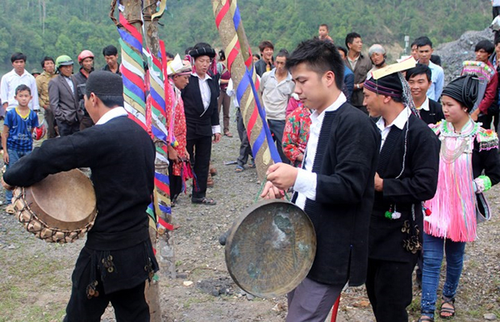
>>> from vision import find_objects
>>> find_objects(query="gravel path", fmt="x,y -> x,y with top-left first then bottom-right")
0,109 -> 499,321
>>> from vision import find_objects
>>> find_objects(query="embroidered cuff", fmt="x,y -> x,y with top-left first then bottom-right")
474,175 -> 492,193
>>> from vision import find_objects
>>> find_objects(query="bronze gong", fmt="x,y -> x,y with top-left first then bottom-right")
225,199 -> 316,298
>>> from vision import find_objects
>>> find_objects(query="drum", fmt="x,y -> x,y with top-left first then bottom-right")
12,169 -> 97,243
225,199 -> 316,298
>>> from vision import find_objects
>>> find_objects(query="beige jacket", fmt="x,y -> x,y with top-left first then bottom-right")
36,71 -> 56,109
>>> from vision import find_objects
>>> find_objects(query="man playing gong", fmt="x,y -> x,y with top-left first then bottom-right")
2,71 -> 158,321
262,38 -> 380,321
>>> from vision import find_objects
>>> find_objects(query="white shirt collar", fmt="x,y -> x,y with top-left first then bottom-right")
96,106 -> 128,125
376,106 -> 410,131
416,97 -> 430,112
310,92 -> 347,122
192,72 -> 212,81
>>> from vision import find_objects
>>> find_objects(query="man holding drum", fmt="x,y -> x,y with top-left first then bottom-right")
262,38 -> 380,321
2,71 -> 158,322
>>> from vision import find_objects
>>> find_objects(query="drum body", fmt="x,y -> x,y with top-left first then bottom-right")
225,199 -> 316,298
12,169 -> 97,243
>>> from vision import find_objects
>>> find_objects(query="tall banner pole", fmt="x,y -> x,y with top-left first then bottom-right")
212,0 -> 282,181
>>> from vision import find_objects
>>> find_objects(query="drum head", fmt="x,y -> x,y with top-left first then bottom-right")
29,169 -> 96,229
225,199 -> 316,298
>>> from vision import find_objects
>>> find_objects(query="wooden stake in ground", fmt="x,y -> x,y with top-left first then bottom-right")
110,0 -> 172,320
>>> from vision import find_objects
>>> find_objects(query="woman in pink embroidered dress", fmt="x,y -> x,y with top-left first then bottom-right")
419,75 -> 500,321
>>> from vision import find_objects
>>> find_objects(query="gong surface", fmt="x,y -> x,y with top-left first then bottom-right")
225,199 -> 316,298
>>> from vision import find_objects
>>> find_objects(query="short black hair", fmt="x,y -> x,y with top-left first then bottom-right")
337,46 -> 348,57
319,23 -> 329,31
41,56 -> 55,69
286,38 -> 344,90
345,32 -> 361,48
102,45 -> 118,56
405,63 -> 432,82
166,51 -> 174,59
15,84 -> 31,95
253,53 -> 261,60
11,52 -> 27,63
475,40 -> 495,55
276,49 -> 289,59
415,36 -> 433,49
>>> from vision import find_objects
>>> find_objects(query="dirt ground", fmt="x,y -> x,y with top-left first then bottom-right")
0,112 -> 499,322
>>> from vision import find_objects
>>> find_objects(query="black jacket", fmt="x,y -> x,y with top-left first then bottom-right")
296,102 -> 380,286
3,115 -> 157,293
419,99 -> 444,125
369,114 -> 440,262
181,74 -> 220,140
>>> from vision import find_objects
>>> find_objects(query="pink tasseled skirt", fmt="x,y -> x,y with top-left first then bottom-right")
424,137 -> 477,242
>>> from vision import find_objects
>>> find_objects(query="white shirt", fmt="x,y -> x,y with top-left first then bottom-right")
63,76 -> 74,93
96,106 -> 128,125
260,69 -> 294,120
192,72 -> 211,111
293,92 -> 347,210
375,107 -> 410,151
0,69 -> 40,112
191,72 -> 221,134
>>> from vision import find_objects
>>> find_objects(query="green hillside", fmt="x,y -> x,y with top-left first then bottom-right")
0,0 -> 492,73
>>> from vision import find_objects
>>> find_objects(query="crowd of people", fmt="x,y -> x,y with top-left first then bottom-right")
1,20 -> 500,322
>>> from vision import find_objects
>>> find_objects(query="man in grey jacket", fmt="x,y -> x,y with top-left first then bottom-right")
49,55 -> 81,136
344,32 -> 373,113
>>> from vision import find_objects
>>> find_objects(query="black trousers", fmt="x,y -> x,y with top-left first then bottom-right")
44,108 -> 57,138
64,249 -> 150,322
268,119 -> 289,164
366,257 -> 417,322
186,135 -> 212,199
236,108 -> 252,167
168,161 -> 183,201
56,119 -> 80,136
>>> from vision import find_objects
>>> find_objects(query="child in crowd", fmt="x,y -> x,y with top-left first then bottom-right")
2,84 -> 39,213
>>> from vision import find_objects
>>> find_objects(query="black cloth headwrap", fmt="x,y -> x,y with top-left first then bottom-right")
86,70 -> 123,98
364,72 -> 403,99
441,75 -> 479,113
189,44 -> 216,59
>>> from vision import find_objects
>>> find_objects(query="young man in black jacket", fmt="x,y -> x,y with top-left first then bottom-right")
262,38 -> 380,322
363,69 -> 440,322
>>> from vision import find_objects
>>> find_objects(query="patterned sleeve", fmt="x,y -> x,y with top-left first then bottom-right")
282,108 -> 302,164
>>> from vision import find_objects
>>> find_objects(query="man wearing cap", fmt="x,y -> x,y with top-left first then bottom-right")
102,45 -> 121,75
363,68 -> 440,321
182,42 -> 221,205
49,55 -> 81,136
73,50 -> 95,130
167,55 -> 191,204
3,71 -> 158,321
36,56 -> 58,138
